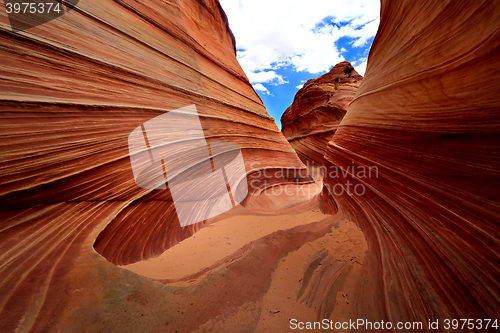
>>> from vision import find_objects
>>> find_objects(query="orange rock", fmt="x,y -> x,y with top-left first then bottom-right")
0,0 -> 312,331
321,0 -> 500,324
2,0 -> 499,331
281,62 -> 362,166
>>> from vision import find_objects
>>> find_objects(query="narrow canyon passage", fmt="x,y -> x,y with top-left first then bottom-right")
108,181 -> 369,332
0,0 -> 499,332
0,0 -> 369,330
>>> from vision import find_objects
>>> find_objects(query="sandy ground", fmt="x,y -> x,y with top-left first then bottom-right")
122,204 -> 328,284
189,217 -> 367,333
120,179 -> 367,332
121,179 -> 325,284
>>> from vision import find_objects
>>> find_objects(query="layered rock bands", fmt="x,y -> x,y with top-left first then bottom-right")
319,0 -> 500,327
0,1 -> 310,331
281,61 -> 362,166
1,0 -> 499,332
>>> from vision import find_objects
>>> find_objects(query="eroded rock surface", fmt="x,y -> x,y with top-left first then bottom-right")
2,0 -> 499,332
321,0 -> 500,326
0,1 -> 319,331
281,61 -> 362,166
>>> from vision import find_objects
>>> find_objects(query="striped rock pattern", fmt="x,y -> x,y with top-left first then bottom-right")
281,62 -> 362,166
0,0 -> 309,331
320,0 -> 500,326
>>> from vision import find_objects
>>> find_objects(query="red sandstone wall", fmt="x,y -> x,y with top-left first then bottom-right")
321,0 -> 500,327
0,1 -> 307,331
281,61 -> 362,166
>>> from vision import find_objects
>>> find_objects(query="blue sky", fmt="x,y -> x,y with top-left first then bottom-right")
219,0 -> 380,129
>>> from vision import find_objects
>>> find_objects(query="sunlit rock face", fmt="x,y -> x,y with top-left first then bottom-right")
0,0 -> 310,331
321,0 -> 500,325
3,0 -> 499,331
281,62 -> 362,166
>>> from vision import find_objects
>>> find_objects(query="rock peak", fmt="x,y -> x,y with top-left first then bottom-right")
325,61 -> 361,78
332,61 -> 354,68
280,61 -> 363,165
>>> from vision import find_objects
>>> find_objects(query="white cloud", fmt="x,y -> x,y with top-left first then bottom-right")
296,84 -> 303,89
354,58 -> 368,76
350,19 -> 380,47
246,70 -> 288,85
220,0 -> 380,75
252,83 -> 271,94
341,47 -> 347,53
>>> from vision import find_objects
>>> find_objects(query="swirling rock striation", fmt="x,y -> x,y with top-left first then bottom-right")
3,0 -> 499,331
281,61 -> 362,166
320,0 -> 500,327
0,0 -> 311,331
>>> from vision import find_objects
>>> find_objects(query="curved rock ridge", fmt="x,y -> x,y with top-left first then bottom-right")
0,0 -> 314,331
320,0 -> 500,326
281,61 -> 362,166
3,0 -> 499,331
0,0 -> 310,264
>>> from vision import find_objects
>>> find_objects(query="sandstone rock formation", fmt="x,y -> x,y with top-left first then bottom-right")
281,62 -> 362,166
320,0 -> 500,327
2,0 -> 499,331
0,1 -> 315,331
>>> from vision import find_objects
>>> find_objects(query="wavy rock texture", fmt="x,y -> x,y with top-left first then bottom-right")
0,1 -> 316,331
0,0 -> 309,262
320,0 -> 500,327
3,0 -> 499,332
281,62 -> 362,166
